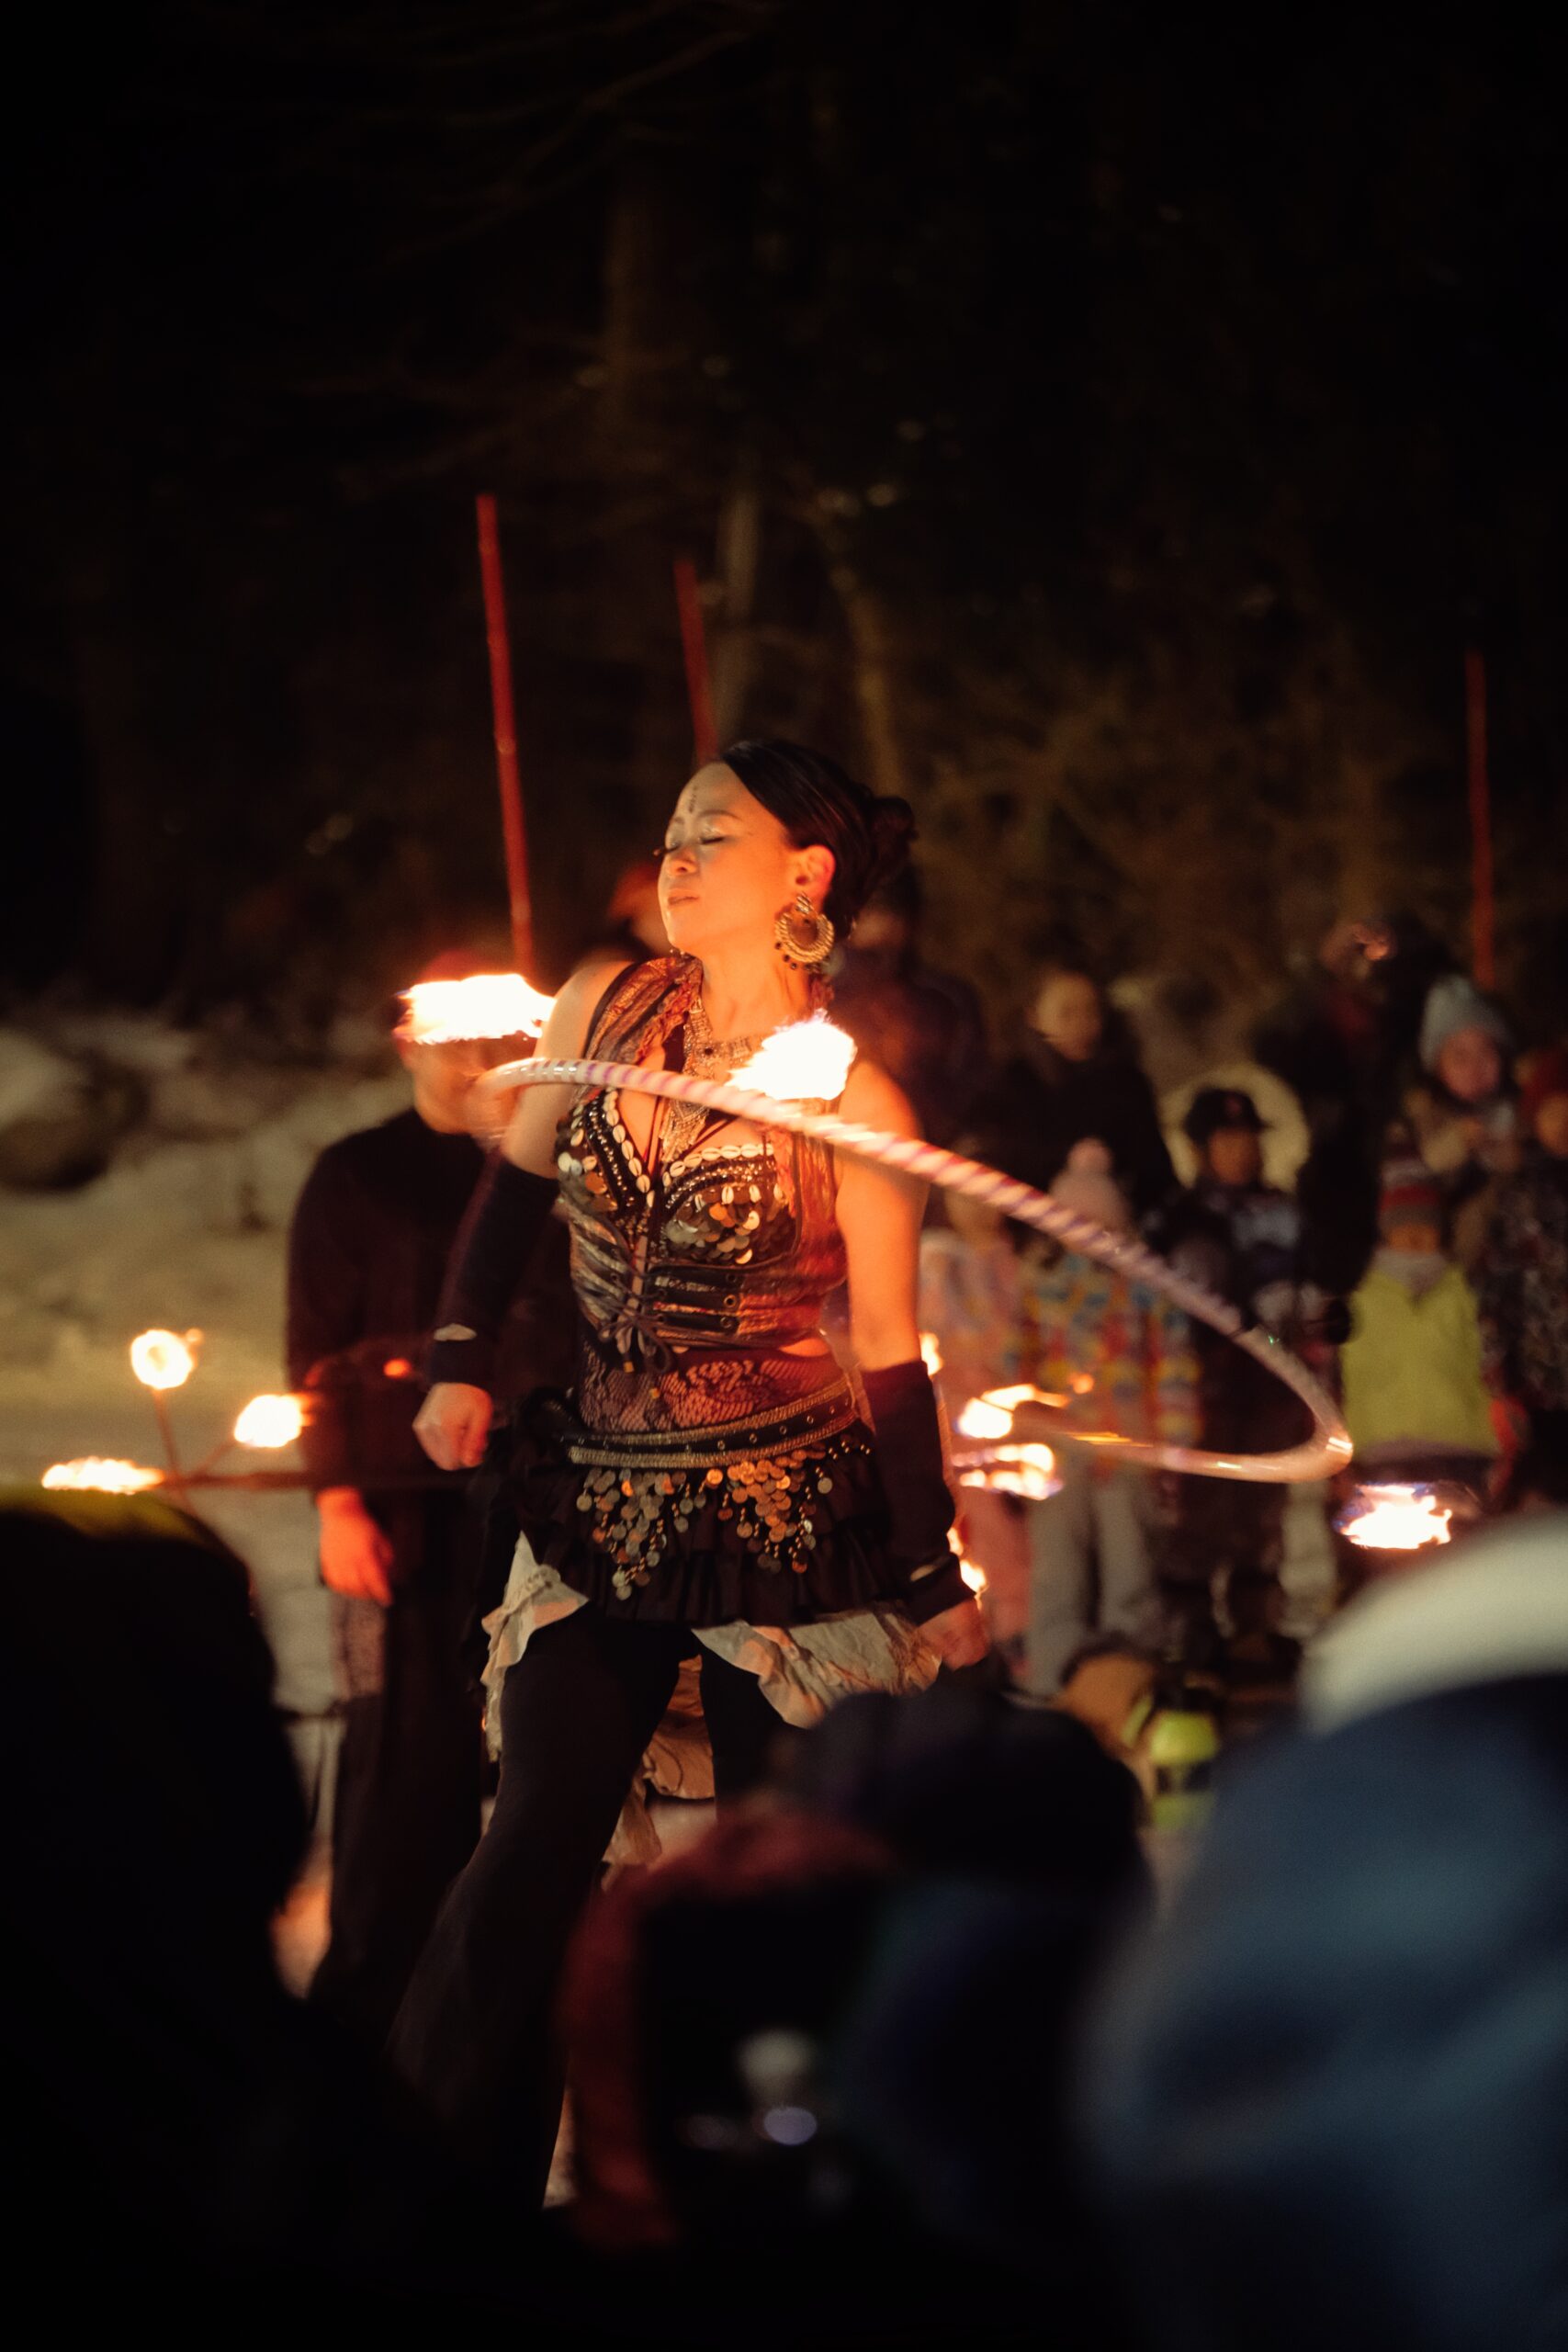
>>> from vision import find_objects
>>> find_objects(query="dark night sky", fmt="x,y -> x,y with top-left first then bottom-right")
5,4 -> 1566,1024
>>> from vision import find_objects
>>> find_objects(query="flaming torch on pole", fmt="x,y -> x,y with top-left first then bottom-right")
129,1329 -> 200,1498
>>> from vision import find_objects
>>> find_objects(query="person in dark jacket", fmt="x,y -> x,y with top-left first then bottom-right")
969,956 -> 1174,1223
287,973 -> 572,2049
1154,1088 -> 1327,1671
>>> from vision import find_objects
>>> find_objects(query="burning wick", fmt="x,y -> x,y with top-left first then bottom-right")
130,1327 -> 200,1489
919,1331 -> 943,1376
232,1395 -> 305,1450
959,1555 -> 987,1595
397,973 -> 556,1045
130,1329 -> 200,1391
43,1458 -> 163,1495
732,1016 -> 857,1103
1337,1484 -> 1455,1553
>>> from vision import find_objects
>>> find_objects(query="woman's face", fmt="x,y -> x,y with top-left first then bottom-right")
1032,972 -> 1102,1062
657,764 -> 830,959
1436,1025 -> 1503,1105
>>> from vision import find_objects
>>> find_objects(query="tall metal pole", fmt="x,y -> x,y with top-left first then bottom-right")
673,554 -> 719,767
475,493 -> 535,973
1464,644 -> 1495,989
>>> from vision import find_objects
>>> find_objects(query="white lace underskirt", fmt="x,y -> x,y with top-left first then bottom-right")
481,1532 -> 942,1868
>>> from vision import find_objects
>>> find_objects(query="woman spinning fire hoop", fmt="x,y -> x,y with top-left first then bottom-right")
389,741 -> 985,2195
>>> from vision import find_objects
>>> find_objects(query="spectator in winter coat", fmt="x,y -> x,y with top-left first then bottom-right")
1339,1159 -> 1496,1498
1476,1045 -> 1568,1447
1155,1088 -> 1327,1669
970,959 -> 1175,1223
1018,1143 -> 1199,1692
1398,974 -> 1519,1268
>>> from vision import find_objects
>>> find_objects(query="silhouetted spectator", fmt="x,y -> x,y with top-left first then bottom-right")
0,1491 -> 523,2324
971,956 -> 1175,1221
1085,1511 -> 1568,2352
829,865 -> 987,1144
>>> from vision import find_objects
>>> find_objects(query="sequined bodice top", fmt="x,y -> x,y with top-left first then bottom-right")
555,956 -> 847,1368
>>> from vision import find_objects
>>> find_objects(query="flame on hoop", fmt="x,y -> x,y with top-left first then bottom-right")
130,1329 -> 200,1391
1337,1483 -> 1454,1553
959,1556 -> 987,1594
919,1331 -> 943,1376
958,1442 -> 1058,1502
956,1395 -> 1012,1442
733,1016 -> 857,1103
43,1458 -> 163,1495
397,974 -> 556,1045
233,1394 -> 306,1450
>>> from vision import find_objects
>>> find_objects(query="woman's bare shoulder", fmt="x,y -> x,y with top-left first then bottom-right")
840,1053 -> 920,1139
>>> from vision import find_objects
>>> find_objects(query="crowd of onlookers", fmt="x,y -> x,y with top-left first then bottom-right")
6,879 -> 1565,2340
830,879 -> 1568,1706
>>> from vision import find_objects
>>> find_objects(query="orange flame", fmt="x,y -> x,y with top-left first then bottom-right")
956,1395 -> 1012,1441
130,1329 -> 200,1391
1338,1484 -> 1455,1553
397,973 -> 555,1045
733,1016 -> 857,1103
959,1442 -> 1059,1502
232,1394 -> 306,1450
919,1330 -> 943,1376
43,1458 -> 163,1494
959,1555 -> 987,1594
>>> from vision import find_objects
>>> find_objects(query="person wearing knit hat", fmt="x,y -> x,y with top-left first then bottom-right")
1476,1042 -> 1568,1443
1018,1141 -> 1200,1694
1338,1156 -> 1497,1509
1400,973 -> 1520,1272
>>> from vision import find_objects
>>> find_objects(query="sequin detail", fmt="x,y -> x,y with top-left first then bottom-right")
538,1380 -> 860,1602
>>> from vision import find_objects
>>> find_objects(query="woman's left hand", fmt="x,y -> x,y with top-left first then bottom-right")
920,1595 -> 990,1668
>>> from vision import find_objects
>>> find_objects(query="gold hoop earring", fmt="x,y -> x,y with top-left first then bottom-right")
773,893 -> 835,968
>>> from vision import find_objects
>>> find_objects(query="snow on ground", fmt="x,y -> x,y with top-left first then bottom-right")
0,1008 -> 409,1715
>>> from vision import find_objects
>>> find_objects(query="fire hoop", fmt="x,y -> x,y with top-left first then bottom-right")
479,1053 -> 1352,1486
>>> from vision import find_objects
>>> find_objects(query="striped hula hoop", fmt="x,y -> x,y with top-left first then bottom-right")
479,1055 -> 1352,1486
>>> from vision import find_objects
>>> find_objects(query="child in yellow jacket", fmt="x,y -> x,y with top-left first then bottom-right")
1341,1159 -> 1497,1498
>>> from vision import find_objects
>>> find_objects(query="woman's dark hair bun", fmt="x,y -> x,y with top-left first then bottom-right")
717,739 -> 917,933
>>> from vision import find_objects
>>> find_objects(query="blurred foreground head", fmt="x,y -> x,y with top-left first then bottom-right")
1085,1510 -> 1568,2352
567,1685 -> 1147,2327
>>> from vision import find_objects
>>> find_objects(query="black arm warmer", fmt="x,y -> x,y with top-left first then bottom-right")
425,1158 -> 558,1391
862,1360 -> 969,1624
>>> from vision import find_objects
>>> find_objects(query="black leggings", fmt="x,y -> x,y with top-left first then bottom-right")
386,1609 -> 795,2200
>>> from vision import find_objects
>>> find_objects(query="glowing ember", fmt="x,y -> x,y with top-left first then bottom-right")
130,1329 -> 200,1391
919,1330 -> 943,1375
233,1394 -> 306,1449
397,973 -> 556,1045
1338,1484 -> 1455,1553
733,1016 -> 857,1103
959,1556 -> 987,1594
383,1357 -> 413,1379
43,1458 -> 163,1494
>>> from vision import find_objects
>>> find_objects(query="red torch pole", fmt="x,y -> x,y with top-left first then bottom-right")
476,494 -> 535,973
673,555 -> 719,767
1464,644 -> 1495,990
